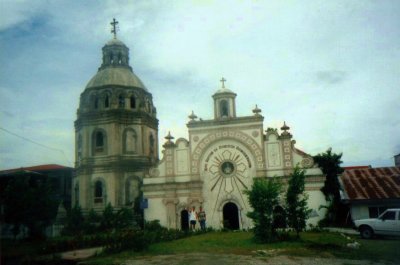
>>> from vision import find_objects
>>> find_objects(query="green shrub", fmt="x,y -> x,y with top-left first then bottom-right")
104,228 -> 149,253
244,178 -> 283,242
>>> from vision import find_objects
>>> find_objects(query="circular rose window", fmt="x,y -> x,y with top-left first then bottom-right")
221,161 -> 235,176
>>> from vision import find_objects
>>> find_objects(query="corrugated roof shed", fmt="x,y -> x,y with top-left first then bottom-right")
340,167 -> 400,201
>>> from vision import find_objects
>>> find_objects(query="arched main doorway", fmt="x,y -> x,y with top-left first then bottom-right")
223,202 -> 240,230
181,210 -> 189,230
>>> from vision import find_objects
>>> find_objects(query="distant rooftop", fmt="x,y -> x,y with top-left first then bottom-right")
343,166 -> 371,170
0,164 -> 72,175
340,166 -> 400,201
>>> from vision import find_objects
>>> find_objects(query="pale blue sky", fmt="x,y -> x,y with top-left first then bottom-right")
0,0 -> 399,170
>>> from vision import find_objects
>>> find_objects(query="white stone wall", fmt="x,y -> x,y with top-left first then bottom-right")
350,205 -> 369,220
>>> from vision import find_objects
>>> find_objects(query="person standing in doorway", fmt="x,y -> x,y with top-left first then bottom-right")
189,206 -> 197,230
198,206 -> 206,231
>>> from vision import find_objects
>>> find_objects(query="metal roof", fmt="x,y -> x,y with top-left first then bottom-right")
340,167 -> 400,201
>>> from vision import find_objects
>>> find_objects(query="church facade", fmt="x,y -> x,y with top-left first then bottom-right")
73,22 -> 327,229
143,82 -> 327,230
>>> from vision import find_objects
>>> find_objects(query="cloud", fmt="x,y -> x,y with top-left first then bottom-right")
0,1 -> 400,170
0,0 -> 48,31
315,71 -> 347,85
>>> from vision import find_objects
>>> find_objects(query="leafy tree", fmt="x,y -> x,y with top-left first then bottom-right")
114,207 -> 134,229
63,204 -> 84,235
100,203 -> 116,231
244,178 -> 282,242
134,192 -> 145,228
313,148 -> 344,201
313,148 -> 346,225
3,176 -> 30,239
3,175 -> 59,239
285,166 -> 312,238
83,208 -> 101,233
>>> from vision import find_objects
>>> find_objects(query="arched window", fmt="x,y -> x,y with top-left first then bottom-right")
95,131 -> 104,147
94,97 -> 99,109
94,180 -> 104,203
119,95 -> 125,108
220,100 -> 229,117
130,96 -> 136,109
95,181 -> 103,197
110,52 -> 114,64
149,133 -> 155,156
105,95 -> 109,108
92,130 -> 107,155
124,129 -> 137,153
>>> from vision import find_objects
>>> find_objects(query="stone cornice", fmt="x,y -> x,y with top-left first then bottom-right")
82,84 -> 152,97
76,155 -> 157,174
189,123 -> 263,135
142,180 -> 203,193
187,115 -> 264,128
75,110 -> 158,129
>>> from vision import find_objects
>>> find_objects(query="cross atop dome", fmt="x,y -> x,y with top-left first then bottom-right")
220,77 -> 226,88
110,18 -> 119,39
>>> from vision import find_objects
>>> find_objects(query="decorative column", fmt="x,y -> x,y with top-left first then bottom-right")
163,131 -> 176,182
280,122 -> 293,176
163,198 -> 179,229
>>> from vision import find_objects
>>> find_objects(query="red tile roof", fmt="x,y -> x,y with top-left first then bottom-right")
340,167 -> 400,201
0,164 -> 72,175
343,166 -> 371,170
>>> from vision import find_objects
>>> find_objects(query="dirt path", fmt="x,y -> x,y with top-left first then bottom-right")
118,253 -> 393,265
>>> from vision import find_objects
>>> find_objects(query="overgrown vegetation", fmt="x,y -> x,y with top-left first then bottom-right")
2,220 -> 205,264
2,175 -> 59,239
62,203 -> 135,236
245,166 -> 312,242
244,178 -> 283,242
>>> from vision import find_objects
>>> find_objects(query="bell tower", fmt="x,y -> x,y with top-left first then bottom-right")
73,19 -> 158,212
213,77 -> 237,119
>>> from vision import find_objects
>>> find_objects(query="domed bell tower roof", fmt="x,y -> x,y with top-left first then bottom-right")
85,19 -> 147,91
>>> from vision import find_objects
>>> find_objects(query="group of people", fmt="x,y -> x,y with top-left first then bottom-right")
188,206 -> 206,231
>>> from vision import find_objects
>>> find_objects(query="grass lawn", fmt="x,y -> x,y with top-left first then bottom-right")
85,231 -> 400,265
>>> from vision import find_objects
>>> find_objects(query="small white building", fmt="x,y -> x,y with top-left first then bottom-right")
143,80 -> 327,230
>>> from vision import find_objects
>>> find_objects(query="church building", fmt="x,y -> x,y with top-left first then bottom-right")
143,80 -> 327,230
74,20 -> 327,229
